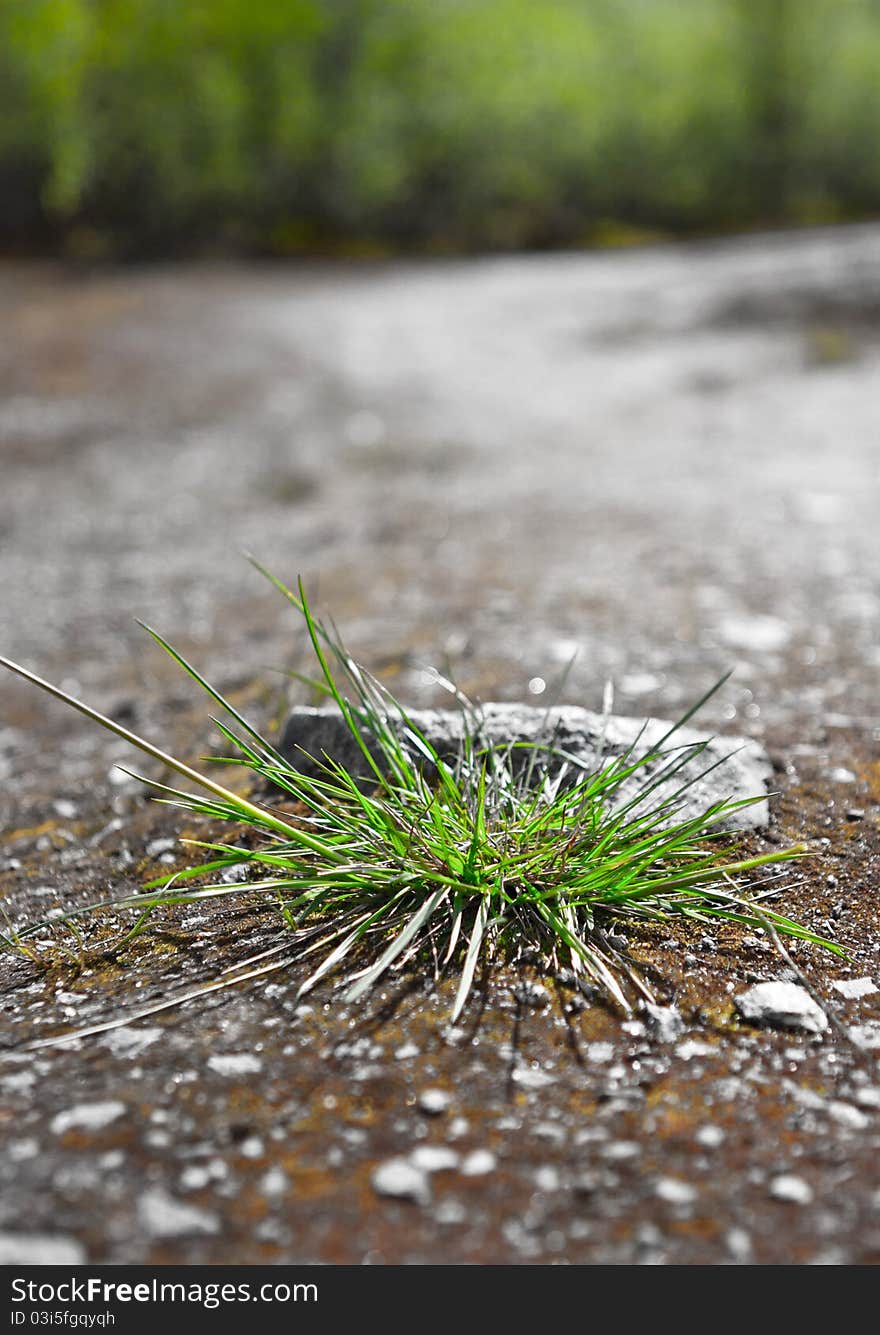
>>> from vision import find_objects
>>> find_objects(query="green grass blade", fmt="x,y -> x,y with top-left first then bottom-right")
0,656 -> 305,844
451,896 -> 489,1023
344,885 -> 449,1003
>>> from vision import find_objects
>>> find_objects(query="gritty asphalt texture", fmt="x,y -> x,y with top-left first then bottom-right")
1,226 -> 879,1264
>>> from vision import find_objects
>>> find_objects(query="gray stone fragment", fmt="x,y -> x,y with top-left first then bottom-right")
643,1003 -> 685,1042
831,976 -> 877,1000
280,703 -> 772,830
101,1026 -> 163,1057
513,981 -> 551,1008
848,1021 -> 880,1050
735,981 -> 828,1034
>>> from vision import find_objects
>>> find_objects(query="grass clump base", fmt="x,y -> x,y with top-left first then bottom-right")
0,565 -> 841,1025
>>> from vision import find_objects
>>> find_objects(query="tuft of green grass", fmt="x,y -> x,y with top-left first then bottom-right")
0,565 -> 842,1021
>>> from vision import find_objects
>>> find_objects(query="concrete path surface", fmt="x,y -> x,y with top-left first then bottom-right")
1,226 -> 878,1263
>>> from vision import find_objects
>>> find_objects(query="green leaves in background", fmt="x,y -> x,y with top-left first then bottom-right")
3,1 -> 880,255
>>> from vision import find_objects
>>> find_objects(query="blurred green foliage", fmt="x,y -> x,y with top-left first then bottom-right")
2,0 -> 880,255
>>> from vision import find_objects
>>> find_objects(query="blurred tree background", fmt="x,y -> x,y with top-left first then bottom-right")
2,0 -> 880,258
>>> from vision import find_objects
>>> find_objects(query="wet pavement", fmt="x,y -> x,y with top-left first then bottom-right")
1,225 -> 879,1263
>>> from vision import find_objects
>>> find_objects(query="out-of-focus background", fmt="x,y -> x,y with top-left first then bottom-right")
2,0 -> 879,747
4,0 -> 880,258
2,0 -> 880,1268
2,0 -> 879,820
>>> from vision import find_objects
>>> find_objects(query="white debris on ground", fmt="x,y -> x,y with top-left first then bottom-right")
50,1101 -> 127,1135
735,982 -> 828,1034
831,977 -> 877,1000
206,1053 -> 263,1076
138,1188 -> 219,1238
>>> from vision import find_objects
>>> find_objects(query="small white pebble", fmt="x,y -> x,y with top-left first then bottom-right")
372,1158 -> 430,1204
409,1146 -> 459,1174
1,1071 -> 35,1092
146,837 -> 176,858
532,1121 -> 566,1144
770,1174 -> 813,1205
675,1039 -> 715,1061
101,1026 -> 162,1057
533,1165 -> 561,1191
827,1101 -> 870,1131
585,1041 -> 615,1065
512,1066 -> 556,1089
50,1101 -> 126,1135
696,1125 -> 726,1149
138,1189 -> 219,1237
179,1165 -> 211,1191
207,1053 -> 262,1077
602,1141 -> 641,1161
460,1149 -> 496,1177
655,1178 -> 697,1205
418,1088 -> 451,1116
239,1136 -> 264,1159
573,1127 -> 609,1146
8,1139 -> 39,1162
726,1227 -> 752,1261
259,1167 -> 289,1197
